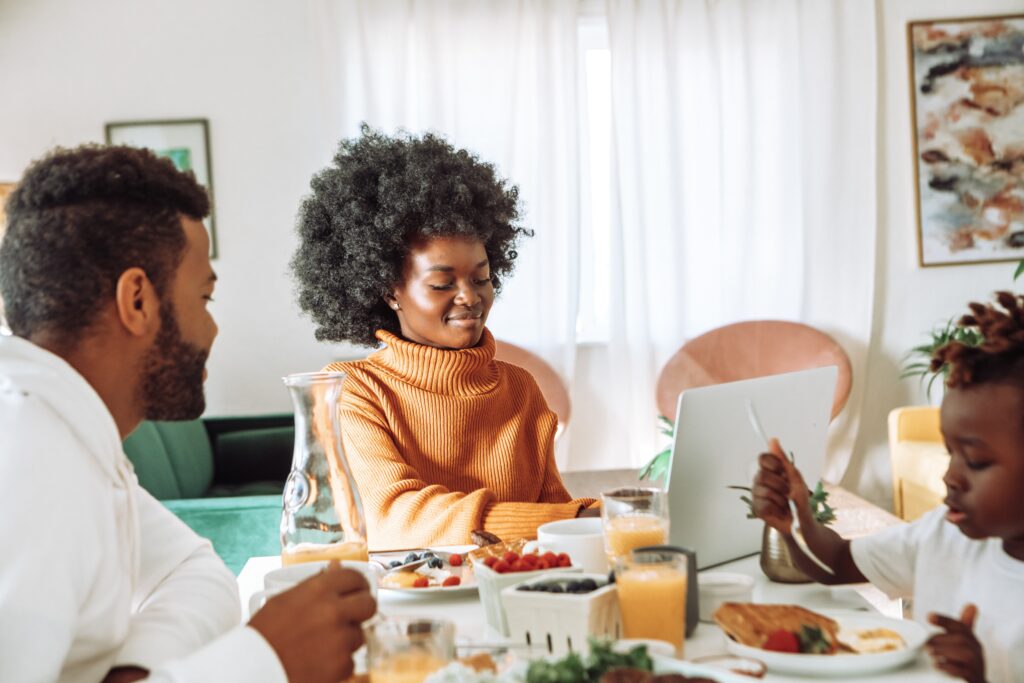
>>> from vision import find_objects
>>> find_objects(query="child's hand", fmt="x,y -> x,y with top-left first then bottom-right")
926,604 -> 986,683
751,438 -> 810,535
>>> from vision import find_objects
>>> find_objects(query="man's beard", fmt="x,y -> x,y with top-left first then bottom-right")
139,301 -> 210,421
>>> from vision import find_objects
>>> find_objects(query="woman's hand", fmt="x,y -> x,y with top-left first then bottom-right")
927,604 -> 987,683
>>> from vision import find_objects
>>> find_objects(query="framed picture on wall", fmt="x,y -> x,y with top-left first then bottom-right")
105,118 -> 218,258
907,14 -> 1024,267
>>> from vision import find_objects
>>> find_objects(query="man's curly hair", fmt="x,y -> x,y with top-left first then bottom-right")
291,126 -> 531,347
931,291 -> 1024,389
0,145 -> 209,344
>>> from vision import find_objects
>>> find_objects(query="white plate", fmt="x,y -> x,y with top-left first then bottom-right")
652,655 -> 756,682
723,612 -> 927,677
373,546 -> 478,597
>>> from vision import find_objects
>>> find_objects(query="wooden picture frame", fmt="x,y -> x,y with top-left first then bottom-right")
106,118 -> 218,258
907,14 -> 1024,267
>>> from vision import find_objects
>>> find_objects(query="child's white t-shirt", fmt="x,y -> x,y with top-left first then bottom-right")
850,505 -> 1024,683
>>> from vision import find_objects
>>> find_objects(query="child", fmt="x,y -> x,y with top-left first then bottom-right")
752,292 -> 1024,683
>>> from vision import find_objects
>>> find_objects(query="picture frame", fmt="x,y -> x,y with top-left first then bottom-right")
105,118 -> 218,259
907,14 -> 1024,268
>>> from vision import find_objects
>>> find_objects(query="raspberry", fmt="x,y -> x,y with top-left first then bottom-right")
492,560 -> 511,574
763,629 -> 800,653
557,553 -> 572,568
502,551 -> 519,564
412,576 -> 430,588
535,558 -> 551,570
448,553 -> 463,567
542,552 -> 558,565
442,576 -> 461,587
483,556 -> 498,568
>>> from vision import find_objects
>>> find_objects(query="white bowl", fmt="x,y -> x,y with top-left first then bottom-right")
475,562 -> 581,636
698,572 -> 754,623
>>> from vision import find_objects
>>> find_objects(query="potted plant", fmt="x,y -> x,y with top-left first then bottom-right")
900,318 -> 983,401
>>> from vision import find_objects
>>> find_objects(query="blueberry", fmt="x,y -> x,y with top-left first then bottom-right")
579,579 -> 598,592
517,584 -> 534,591
389,560 -> 403,569
534,583 -> 549,592
607,570 -> 616,584
548,584 -> 565,593
566,581 -> 582,593
428,558 -> 443,569
404,553 -> 420,564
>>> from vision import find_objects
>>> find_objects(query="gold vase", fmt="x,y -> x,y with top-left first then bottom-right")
759,524 -> 812,583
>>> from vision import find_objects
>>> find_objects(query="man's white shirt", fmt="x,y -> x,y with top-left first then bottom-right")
0,335 -> 287,682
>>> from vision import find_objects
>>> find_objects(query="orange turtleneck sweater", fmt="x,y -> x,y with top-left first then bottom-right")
325,328 -> 593,551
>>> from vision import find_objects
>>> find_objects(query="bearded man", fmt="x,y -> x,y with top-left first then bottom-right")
0,145 -> 375,683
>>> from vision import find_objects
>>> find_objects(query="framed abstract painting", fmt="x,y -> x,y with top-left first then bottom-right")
106,118 -> 218,258
907,14 -> 1024,267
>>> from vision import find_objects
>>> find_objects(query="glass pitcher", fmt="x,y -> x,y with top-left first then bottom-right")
280,371 -> 368,565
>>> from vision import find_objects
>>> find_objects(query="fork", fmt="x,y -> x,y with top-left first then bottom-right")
745,399 -> 835,575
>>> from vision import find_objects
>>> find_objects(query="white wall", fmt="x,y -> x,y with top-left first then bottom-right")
844,0 -> 1024,507
0,0 -> 366,416
2,0 -> 1021,501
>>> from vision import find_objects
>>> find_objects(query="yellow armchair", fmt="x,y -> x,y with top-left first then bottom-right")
888,406 -> 948,521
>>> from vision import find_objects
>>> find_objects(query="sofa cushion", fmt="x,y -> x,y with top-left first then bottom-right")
154,420 -> 214,499
212,426 -> 294,485
164,494 -> 283,574
123,421 -> 182,500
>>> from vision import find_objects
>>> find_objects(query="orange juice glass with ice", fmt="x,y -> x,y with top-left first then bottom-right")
366,618 -> 455,683
601,488 -> 669,563
615,549 -> 688,657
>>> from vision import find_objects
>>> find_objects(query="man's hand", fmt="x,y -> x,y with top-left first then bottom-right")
249,562 -> 377,683
751,438 -> 809,535
927,604 -> 987,683
101,667 -> 148,683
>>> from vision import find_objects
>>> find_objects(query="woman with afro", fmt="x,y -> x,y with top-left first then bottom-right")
749,291 -> 1024,683
292,127 -> 596,550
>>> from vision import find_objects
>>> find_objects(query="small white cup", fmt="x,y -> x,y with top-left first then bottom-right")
249,560 -> 381,615
536,517 -> 608,574
697,571 -> 755,623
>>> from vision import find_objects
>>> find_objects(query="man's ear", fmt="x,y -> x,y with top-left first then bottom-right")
114,268 -> 161,338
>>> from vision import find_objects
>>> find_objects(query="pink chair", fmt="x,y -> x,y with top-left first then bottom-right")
655,321 -> 852,422
494,340 -> 571,432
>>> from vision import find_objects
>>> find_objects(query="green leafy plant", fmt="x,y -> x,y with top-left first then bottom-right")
798,624 -> 834,654
525,639 -> 653,683
638,415 -> 674,483
900,318 -> 983,400
1015,259 -> 1024,281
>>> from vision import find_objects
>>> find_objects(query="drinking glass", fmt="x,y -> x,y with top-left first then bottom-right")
366,618 -> 455,683
615,549 -> 688,657
280,372 -> 368,565
601,487 -> 669,563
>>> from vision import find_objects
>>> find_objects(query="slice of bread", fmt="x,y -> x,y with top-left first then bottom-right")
713,602 -> 840,649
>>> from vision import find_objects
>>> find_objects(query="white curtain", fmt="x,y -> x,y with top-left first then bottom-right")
603,0 -> 878,481
312,0 -> 583,468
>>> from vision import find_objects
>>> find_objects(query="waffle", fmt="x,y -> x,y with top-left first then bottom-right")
713,602 -> 840,650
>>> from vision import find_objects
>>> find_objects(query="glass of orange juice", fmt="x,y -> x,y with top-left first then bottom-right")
615,549 -> 688,657
601,487 -> 669,563
366,618 -> 455,683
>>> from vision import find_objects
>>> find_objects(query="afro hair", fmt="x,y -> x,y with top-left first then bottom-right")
291,125 -> 531,347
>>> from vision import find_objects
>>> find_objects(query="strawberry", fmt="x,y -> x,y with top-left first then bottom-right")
502,551 -> 520,564
448,553 -> 463,567
442,576 -> 461,587
412,576 -> 430,589
542,552 -> 558,565
483,556 -> 498,568
511,560 -> 529,573
763,629 -> 800,653
535,558 -> 551,570
556,553 -> 572,568
492,560 -> 511,574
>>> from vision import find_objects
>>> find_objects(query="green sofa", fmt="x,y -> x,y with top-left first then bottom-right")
123,415 -> 294,574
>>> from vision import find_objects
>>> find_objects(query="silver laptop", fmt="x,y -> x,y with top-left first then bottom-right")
664,366 -> 837,569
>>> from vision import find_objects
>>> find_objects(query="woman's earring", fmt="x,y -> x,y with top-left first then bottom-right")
391,303 -> 400,311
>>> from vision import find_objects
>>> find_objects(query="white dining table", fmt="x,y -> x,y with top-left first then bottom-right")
237,550 -> 952,682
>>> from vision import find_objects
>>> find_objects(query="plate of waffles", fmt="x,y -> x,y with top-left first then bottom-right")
713,602 -> 928,677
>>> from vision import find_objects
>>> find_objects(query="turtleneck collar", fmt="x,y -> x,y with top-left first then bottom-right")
368,328 -> 500,396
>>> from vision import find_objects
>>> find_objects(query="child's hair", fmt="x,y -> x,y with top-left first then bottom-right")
931,291 -> 1024,389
